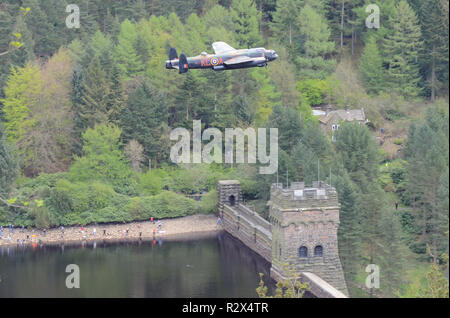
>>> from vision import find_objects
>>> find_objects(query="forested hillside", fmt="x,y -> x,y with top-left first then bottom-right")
0,0 -> 448,297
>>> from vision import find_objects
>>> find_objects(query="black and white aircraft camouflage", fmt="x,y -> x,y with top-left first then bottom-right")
165,41 -> 278,74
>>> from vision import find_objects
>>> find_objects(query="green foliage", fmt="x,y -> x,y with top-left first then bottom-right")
120,81 -> 169,165
230,0 -> 262,48
296,4 -> 336,79
77,57 -> 110,129
198,190 -> 218,214
297,79 -> 328,106
1,63 -> 42,143
257,262 -> 310,298
0,1 -> 448,299
383,1 -> 423,97
139,169 -> 167,195
334,122 -> 379,191
69,124 -> 133,191
115,19 -> 144,79
359,36 -> 385,94
0,126 -> 17,195
125,191 -> 198,220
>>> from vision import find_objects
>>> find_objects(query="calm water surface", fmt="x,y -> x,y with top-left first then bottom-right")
0,231 -> 275,298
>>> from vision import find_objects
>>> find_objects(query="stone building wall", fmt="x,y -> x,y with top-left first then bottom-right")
221,204 -> 272,263
218,180 -> 348,297
218,180 -> 272,263
269,182 -> 348,296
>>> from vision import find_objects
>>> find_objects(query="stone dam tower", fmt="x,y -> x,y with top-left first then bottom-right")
218,180 -> 348,297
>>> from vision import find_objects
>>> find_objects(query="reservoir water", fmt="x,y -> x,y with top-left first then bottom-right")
0,231 -> 275,298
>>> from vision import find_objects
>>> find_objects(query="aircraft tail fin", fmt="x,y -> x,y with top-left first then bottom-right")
169,47 -> 178,60
179,53 -> 188,74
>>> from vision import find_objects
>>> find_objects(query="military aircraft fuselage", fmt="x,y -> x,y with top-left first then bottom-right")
165,47 -> 278,72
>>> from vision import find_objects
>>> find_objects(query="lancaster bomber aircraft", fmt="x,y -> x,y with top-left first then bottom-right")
165,42 -> 278,74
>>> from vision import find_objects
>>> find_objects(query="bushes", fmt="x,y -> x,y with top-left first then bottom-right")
198,190 -> 218,214
138,169 -> 167,195
125,191 -> 199,220
2,164 -> 234,228
298,79 -> 328,106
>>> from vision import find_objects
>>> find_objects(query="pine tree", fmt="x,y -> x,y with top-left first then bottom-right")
70,64 -> 85,156
296,4 -> 336,79
131,0 -> 148,22
107,64 -> 125,125
359,36 -> 384,94
120,81 -> 169,165
379,207 -> 405,296
172,73 -> 204,127
78,57 -> 110,130
419,0 -> 449,101
230,0 -> 263,48
103,9 -> 120,38
270,0 -> 301,49
334,172 -> 361,295
383,0 -> 422,97
267,105 -> 303,154
404,106 -> 449,261
8,12 -> 35,68
0,8 -> 13,54
22,0 -> 56,57
334,122 -> 379,192
114,19 -> 144,79
0,125 -> 17,196
251,68 -> 282,126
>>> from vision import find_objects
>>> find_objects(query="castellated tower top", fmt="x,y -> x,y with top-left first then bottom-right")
269,181 -> 339,211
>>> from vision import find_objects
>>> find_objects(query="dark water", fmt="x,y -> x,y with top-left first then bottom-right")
0,231 -> 275,298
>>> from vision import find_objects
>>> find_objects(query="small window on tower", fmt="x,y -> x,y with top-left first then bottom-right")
314,245 -> 323,257
299,246 -> 308,258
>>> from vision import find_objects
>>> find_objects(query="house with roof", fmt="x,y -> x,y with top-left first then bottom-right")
316,108 -> 369,141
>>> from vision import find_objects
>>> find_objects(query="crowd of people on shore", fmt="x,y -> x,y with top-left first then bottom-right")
0,214 -> 222,247
0,217 -> 165,246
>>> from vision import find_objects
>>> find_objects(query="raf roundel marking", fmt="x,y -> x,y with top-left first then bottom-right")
211,57 -> 220,66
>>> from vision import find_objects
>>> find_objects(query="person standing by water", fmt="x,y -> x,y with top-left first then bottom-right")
43,228 -> 46,237
93,227 -> 97,236
217,217 -> 222,226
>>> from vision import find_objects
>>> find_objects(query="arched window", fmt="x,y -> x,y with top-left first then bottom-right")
314,245 -> 323,257
299,246 -> 308,258
229,195 -> 236,206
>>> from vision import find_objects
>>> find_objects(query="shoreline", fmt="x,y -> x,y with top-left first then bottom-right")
0,214 -> 222,247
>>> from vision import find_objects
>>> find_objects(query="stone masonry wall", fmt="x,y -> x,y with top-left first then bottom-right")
221,204 -> 272,263
218,180 -> 348,297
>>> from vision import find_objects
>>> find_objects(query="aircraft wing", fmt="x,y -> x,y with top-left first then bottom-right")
224,56 -> 258,65
212,42 -> 236,54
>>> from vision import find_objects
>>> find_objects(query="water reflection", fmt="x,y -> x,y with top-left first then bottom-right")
0,231 -> 275,298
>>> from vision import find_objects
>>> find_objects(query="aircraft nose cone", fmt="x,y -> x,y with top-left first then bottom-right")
273,53 -> 278,60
